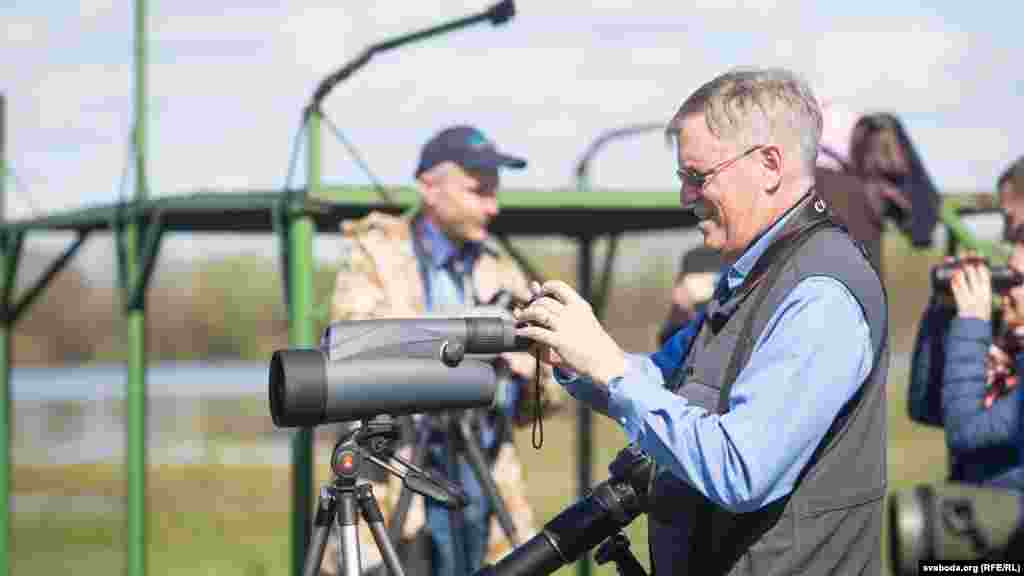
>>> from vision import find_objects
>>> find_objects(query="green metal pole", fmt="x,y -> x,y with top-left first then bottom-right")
127,0 -> 149,574
289,109 -> 318,576
576,235 -> 593,576
0,92 -> 10,576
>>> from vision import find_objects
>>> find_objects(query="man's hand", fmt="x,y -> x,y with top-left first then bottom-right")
512,280 -> 626,386
499,351 -> 537,380
950,254 -> 993,322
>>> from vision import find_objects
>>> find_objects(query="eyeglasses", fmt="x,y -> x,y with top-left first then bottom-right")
676,145 -> 764,190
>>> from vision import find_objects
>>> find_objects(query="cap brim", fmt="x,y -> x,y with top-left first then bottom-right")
495,153 -> 527,169
462,150 -> 527,171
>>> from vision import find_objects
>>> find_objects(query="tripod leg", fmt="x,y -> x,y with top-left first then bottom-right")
458,414 -> 522,547
357,484 -> 407,576
446,416 -> 468,576
337,489 -> 363,576
387,421 -> 429,544
304,487 -> 337,576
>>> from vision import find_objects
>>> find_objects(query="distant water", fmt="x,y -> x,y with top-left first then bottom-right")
10,361 -> 270,402
9,361 -> 289,466
7,355 -> 910,467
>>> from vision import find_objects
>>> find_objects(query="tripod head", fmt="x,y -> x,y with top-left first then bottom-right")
334,415 -> 468,509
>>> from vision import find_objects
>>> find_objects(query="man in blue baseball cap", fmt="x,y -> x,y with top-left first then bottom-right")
323,125 -> 566,576
410,125 -> 526,247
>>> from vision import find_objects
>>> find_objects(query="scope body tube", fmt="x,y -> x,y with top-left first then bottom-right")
270,353 -> 498,427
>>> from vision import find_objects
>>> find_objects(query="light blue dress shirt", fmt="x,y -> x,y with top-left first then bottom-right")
557,205 -> 875,513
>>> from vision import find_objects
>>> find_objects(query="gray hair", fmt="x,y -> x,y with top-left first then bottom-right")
667,67 -> 823,175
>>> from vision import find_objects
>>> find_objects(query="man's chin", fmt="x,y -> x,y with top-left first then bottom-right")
466,228 -> 489,243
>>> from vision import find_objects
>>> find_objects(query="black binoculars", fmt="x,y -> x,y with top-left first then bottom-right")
931,260 -> 1024,294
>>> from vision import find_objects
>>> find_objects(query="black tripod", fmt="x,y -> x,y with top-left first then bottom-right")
386,407 -> 523,575
305,415 -> 467,576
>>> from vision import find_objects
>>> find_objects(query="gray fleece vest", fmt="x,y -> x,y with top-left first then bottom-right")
648,194 -> 889,576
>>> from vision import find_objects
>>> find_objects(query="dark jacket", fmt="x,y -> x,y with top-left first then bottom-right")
910,303 -> 1024,489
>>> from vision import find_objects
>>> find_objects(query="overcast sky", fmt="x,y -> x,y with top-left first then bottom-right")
3,0 -> 1023,224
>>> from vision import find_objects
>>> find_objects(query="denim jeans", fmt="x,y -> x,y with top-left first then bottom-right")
425,447 -> 492,576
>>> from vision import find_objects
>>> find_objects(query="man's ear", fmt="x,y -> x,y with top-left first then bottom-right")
758,145 -> 784,192
416,174 -> 437,207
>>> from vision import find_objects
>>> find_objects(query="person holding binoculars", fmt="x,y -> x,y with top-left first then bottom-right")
908,156 -> 1024,491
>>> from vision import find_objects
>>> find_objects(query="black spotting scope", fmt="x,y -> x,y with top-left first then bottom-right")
474,443 -> 655,576
889,483 -> 1024,575
269,317 -> 532,428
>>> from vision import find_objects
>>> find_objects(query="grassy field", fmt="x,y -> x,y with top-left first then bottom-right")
11,362 -> 944,576
11,229 -> 954,575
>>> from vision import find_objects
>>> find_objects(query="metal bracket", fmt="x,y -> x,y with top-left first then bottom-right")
273,193 -> 292,313
576,232 -> 619,321
113,202 -> 166,312
593,233 -> 620,320
0,227 -> 91,325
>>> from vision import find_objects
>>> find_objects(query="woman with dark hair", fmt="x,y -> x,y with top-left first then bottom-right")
848,113 -> 941,248
908,155 -> 1024,491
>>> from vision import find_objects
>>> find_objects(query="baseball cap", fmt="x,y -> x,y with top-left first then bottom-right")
414,125 -> 526,178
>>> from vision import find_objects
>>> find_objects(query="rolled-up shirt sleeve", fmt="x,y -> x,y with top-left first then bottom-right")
591,277 -> 872,513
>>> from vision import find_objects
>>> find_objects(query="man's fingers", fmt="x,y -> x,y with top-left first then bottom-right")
962,265 -> 978,292
978,264 -> 992,287
515,325 -> 558,350
541,280 -> 587,308
514,301 -> 559,328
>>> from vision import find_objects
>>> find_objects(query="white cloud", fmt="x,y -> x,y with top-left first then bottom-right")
2,0 -> 1022,227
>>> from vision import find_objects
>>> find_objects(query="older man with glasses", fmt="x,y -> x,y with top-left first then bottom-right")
515,67 -> 889,575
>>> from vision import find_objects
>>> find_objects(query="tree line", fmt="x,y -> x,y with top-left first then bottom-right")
9,251 -> 339,366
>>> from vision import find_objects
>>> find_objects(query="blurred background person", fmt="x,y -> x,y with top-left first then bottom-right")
325,125 -> 565,576
908,157 -> 1024,491
848,112 -> 941,250
657,245 -> 720,346
999,156 -> 1024,243
814,99 -> 884,270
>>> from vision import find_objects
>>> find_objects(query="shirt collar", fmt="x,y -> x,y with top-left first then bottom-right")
417,216 -> 490,270
718,196 -> 810,296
